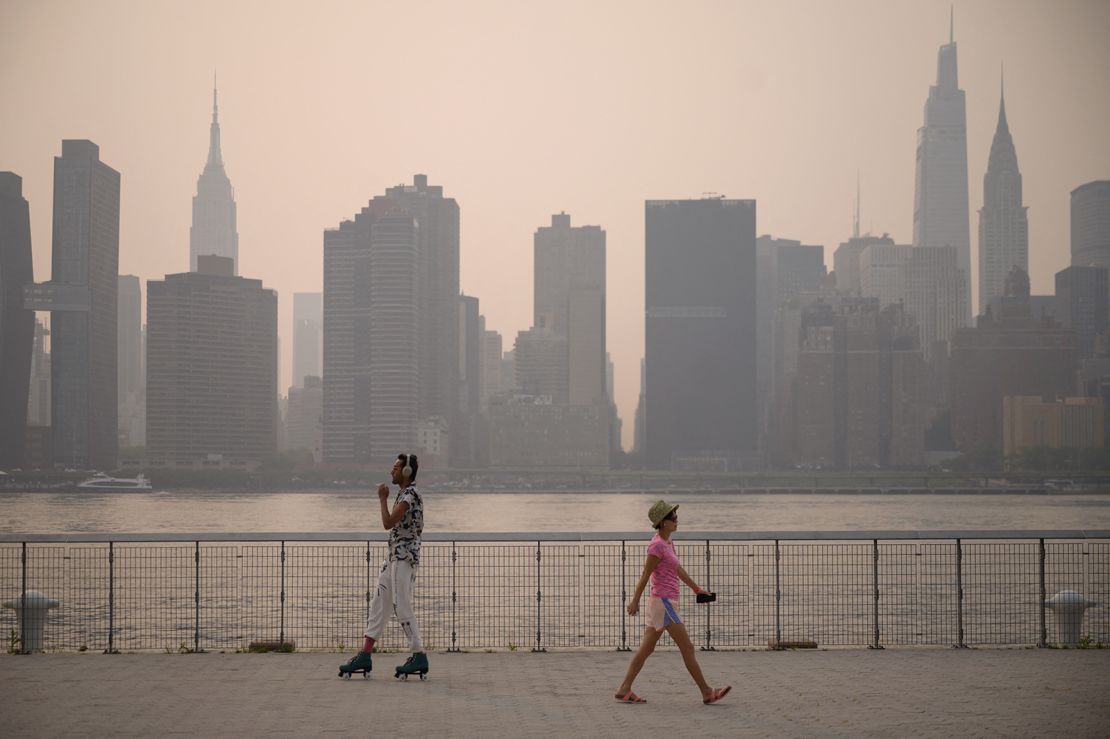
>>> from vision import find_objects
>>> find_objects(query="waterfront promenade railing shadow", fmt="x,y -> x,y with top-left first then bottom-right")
2,531 -> 1107,654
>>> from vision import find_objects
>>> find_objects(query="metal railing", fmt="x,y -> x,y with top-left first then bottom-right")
2,531 -> 1107,653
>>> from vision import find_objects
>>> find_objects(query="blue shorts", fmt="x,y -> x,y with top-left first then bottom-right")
646,596 -> 682,631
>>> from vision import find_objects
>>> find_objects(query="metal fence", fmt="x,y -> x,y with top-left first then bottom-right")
1,531 -> 1107,653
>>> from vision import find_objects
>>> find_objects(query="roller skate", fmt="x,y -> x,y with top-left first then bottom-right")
338,650 -> 373,679
394,651 -> 429,681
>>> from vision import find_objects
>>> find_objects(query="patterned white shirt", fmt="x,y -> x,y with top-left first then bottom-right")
389,485 -> 424,564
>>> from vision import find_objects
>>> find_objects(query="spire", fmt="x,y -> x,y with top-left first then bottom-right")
949,5 -> 954,44
997,64 -> 1009,133
206,73 -> 224,170
987,71 -> 1018,174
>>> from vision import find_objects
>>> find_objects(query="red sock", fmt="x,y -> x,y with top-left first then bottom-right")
362,636 -> 376,653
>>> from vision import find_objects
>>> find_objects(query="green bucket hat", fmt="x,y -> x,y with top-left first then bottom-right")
648,500 -> 680,527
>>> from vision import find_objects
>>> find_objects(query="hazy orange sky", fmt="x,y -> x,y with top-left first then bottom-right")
3,0 -> 1108,449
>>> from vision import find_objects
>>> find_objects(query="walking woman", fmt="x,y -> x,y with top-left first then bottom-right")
615,500 -> 731,705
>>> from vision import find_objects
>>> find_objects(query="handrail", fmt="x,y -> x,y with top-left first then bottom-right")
2,529 -> 1108,543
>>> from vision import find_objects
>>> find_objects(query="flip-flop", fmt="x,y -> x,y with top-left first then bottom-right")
703,685 -> 731,705
614,690 -> 646,704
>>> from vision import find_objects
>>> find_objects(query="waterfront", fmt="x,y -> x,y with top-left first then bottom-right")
2,490 -> 1109,534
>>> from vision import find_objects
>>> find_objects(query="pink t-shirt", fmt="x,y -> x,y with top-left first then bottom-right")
647,533 -> 681,599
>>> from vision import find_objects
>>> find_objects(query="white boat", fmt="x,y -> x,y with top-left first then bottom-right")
77,473 -> 153,492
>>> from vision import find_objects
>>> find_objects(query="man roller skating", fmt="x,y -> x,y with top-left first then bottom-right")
339,453 -> 429,681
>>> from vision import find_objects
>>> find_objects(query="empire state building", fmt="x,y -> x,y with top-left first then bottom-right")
189,83 -> 239,273
912,16 -> 971,326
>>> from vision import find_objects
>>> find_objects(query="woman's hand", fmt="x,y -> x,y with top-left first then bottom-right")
626,599 -> 640,616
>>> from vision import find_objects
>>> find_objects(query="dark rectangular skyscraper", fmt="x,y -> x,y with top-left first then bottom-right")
644,197 -> 757,470
0,172 -> 34,467
39,141 -> 120,470
322,175 -> 458,467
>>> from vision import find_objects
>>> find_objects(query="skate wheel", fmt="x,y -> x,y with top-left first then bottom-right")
362,671 -> 371,680
342,672 -> 351,680
420,673 -> 428,681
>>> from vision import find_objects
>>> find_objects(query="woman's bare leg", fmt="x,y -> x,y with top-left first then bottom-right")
666,622 -> 712,698
616,627 -> 664,695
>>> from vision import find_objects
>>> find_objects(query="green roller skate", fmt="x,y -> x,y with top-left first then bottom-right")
338,651 -> 373,679
394,652 -> 429,681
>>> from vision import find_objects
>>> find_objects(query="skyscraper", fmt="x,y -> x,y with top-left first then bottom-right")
117,275 -> 144,447
147,256 -> 277,466
189,83 -> 239,273
978,79 -> 1028,315
903,245 -> 967,360
323,175 -> 457,466
22,141 -> 120,470
533,213 -> 606,405
1055,265 -> 1108,360
1071,180 -> 1110,270
292,292 -> 322,389
644,197 -> 757,470
913,16 -> 971,324
0,172 -> 34,467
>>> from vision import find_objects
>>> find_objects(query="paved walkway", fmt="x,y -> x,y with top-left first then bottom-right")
2,649 -> 1108,737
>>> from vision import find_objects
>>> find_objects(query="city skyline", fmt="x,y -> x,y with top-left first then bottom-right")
2,1 -> 1109,449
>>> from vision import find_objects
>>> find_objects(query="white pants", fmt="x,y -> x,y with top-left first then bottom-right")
364,558 -> 423,653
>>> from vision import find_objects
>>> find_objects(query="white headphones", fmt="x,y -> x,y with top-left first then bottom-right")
401,453 -> 413,480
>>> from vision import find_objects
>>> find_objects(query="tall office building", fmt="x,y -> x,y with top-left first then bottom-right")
286,375 -> 323,462
755,236 -> 825,445
189,83 -> 239,273
27,319 -> 50,428
859,241 -> 913,307
117,275 -> 144,447
291,292 -> 322,388
904,246 -> 967,360
913,17 -> 971,324
1071,181 -> 1110,270
479,326 -> 502,410
455,294 -> 481,467
322,175 -> 458,466
22,141 -> 120,470
978,81 -> 1028,315
146,256 -> 276,466
0,172 -> 34,467
834,234 -> 893,295
1055,265 -> 1108,360
644,197 -> 757,470
534,213 -> 606,405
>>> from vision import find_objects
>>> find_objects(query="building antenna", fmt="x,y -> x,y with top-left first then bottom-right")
853,170 -> 861,239
949,5 -> 954,44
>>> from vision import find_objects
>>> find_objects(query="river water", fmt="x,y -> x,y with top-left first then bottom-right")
2,490 -> 1109,534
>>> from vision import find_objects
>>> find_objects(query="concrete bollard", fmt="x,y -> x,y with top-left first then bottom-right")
1044,590 -> 1097,646
2,590 -> 60,653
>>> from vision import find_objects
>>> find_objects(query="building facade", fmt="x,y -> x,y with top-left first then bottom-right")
292,292 -> 322,389
1071,181 -> 1110,271
0,172 -> 34,467
146,256 -> 277,467
1055,265 -> 1108,360
1002,396 -> 1103,460
904,245 -> 967,360
644,197 -> 757,470
950,269 -> 1078,454
117,274 -> 144,447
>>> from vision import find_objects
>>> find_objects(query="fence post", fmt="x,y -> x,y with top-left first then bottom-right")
279,541 -> 286,647
20,541 -> 27,654
193,541 -> 201,653
1038,538 -> 1046,648
955,538 -> 966,648
870,539 -> 882,649
618,540 -> 629,652
449,541 -> 459,652
106,542 -> 115,654
774,539 -> 782,646
532,541 -> 546,652
701,539 -> 714,651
